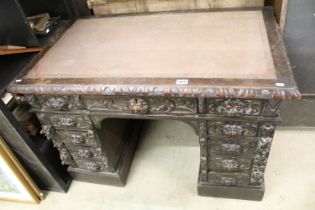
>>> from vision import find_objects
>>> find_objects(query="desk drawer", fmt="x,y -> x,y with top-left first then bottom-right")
68,146 -> 105,160
82,96 -> 197,114
75,159 -> 108,172
55,130 -> 98,147
206,99 -> 262,117
208,138 -> 257,156
36,113 -> 92,130
208,156 -> 252,172
208,172 -> 250,186
208,121 -> 259,137
36,95 -> 84,111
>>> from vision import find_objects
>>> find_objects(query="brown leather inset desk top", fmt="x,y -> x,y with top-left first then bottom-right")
25,11 -> 276,80
9,9 -> 300,99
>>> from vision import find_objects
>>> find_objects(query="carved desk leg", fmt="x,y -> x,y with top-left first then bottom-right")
197,120 -> 276,200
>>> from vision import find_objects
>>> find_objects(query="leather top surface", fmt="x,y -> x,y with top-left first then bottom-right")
25,11 -> 276,80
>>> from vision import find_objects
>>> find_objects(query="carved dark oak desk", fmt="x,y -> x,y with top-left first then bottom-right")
7,9 -> 300,200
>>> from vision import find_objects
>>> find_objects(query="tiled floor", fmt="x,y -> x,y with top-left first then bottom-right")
0,121 -> 314,210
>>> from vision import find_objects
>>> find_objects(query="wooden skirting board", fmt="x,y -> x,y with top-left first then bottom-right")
88,0 -> 265,15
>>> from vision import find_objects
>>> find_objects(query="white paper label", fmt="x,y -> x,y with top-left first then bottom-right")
275,82 -> 285,87
176,79 -> 188,85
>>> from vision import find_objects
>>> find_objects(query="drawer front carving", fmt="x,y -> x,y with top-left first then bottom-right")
208,139 -> 257,155
208,121 -> 258,137
37,113 -> 92,130
82,96 -> 197,114
23,94 -> 84,110
207,99 -> 262,117
75,159 -> 108,172
55,130 -> 98,147
208,172 -> 249,186
68,146 -> 105,160
209,156 -> 252,172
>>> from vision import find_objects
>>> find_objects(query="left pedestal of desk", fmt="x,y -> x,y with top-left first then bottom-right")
34,103 -> 143,186
0,100 -> 72,192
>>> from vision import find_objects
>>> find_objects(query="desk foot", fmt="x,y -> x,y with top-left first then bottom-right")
197,180 -> 265,201
68,120 -> 144,186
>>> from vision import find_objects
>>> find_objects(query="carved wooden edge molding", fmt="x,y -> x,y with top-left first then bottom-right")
8,85 -> 300,100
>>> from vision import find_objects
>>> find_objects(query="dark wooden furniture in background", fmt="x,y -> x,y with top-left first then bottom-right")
267,0 -> 315,128
280,0 -> 315,127
86,0 -> 265,15
8,8 -> 300,200
0,0 -> 76,192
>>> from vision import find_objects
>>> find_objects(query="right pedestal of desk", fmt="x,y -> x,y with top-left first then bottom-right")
197,99 -> 280,200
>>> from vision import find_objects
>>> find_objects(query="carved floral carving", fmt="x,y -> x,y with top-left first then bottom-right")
221,143 -> 242,154
18,94 -> 40,108
208,172 -> 250,186
263,100 -> 281,117
221,159 -> 240,170
208,121 -> 258,137
36,113 -> 92,129
209,140 -> 257,155
71,148 -> 103,159
250,124 -> 275,185
86,162 -> 100,172
210,157 -> 252,172
152,99 -> 175,112
199,121 -> 208,182
148,98 -> 197,113
208,99 -> 262,117
44,96 -> 67,110
59,146 -> 76,166
82,96 -> 197,114
128,98 -> 149,114
33,95 -> 84,110
77,149 -> 94,159
40,125 -> 54,140
50,140 -> 76,167
39,124 -> 77,167
55,130 -> 98,147
69,134 -> 85,144
220,176 -> 237,185
75,159 -> 109,172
